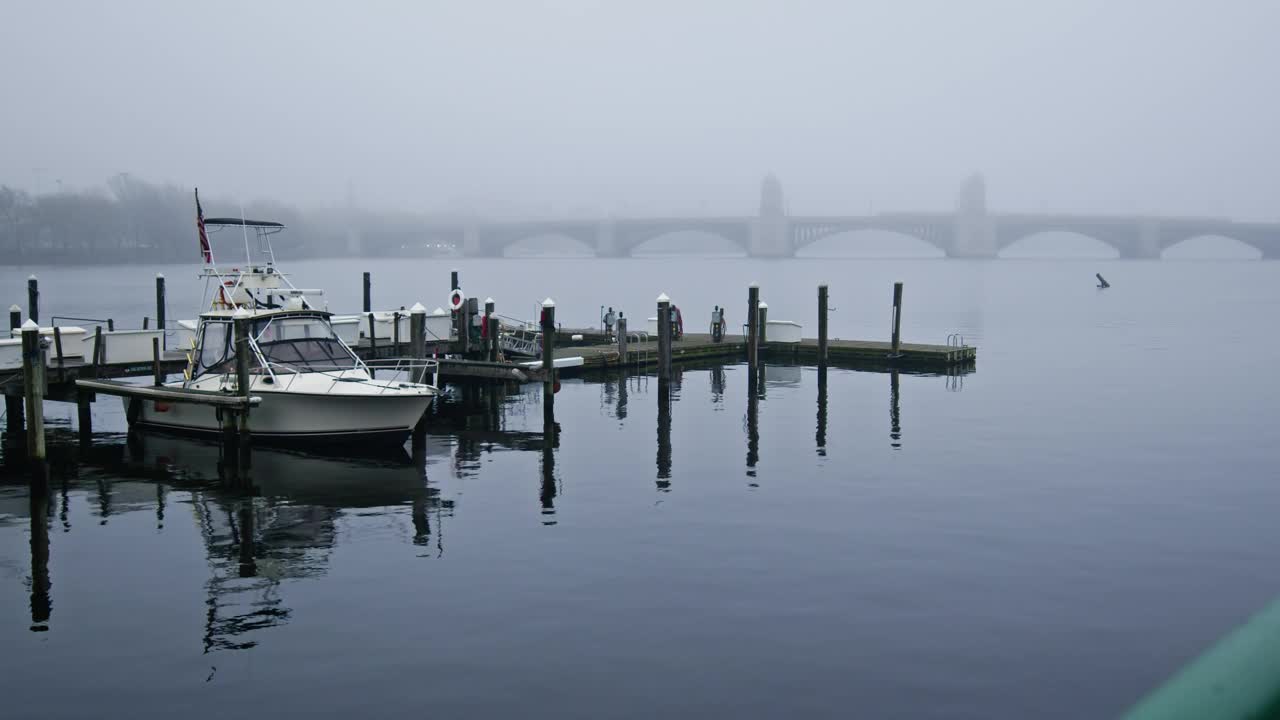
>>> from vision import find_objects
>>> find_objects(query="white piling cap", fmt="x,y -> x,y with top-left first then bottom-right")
21,319 -> 38,330
156,272 -> 165,279
28,274 -> 37,281
484,297 -> 494,305
656,292 -> 670,303
432,307 -> 447,316
749,282 -> 759,288
409,302 -> 427,313
9,304 -> 19,312
758,301 -> 769,309
542,297 -> 556,308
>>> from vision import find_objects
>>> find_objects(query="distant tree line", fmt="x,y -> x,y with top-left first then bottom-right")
0,174 -> 446,264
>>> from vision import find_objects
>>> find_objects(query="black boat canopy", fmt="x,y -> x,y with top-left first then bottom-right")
203,218 -> 285,228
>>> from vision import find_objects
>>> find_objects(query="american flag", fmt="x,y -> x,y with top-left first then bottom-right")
195,188 -> 212,263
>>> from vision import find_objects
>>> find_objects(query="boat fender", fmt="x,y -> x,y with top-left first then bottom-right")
449,288 -> 465,312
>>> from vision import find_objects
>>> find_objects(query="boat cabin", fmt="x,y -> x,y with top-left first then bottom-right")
191,309 -> 361,379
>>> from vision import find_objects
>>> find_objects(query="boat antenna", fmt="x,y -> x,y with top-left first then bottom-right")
240,201 -> 252,266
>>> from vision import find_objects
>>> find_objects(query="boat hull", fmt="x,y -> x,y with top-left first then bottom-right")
127,387 -> 432,447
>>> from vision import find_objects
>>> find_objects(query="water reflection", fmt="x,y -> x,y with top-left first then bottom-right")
656,377 -> 672,489
541,383 -> 560,522
816,365 -> 828,456
890,370 -> 902,449
29,464 -> 51,631
745,365 -> 760,478
1,361 -> 955,654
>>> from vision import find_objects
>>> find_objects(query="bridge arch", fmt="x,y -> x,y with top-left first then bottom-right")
1160,234 -> 1263,260
615,222 -> 750,256
996,229 -> 1122,258
794,228 -> 945,258
500,231 -> 596,257
625,229 -> 748,256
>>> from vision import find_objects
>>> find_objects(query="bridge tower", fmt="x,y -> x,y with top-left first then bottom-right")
462,221 -> 482,256
749,173 -> 794,257
951,173 -> 997,258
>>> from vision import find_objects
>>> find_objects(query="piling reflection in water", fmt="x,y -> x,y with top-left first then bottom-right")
28,462 -> 51,631
656,377 -> 672,489
0,361 -> 955,653
816,365 -> 828,456
890,370 -> 902,449
541,382 -> 559,522
746,365 -> 760,478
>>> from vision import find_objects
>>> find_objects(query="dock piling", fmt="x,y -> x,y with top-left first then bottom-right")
366,313 -> 377,377
541,297 -> 556,417
27,276 -> 39,325
541,298 -> 556,374
484,298 -> 496,362
488,316 -> 499,362
362,271 -> 372,313
142,317 -> 149,329
818,284 -> 829,365
657,293 -> 672,380
392,311 -> 402,351
52,326 -> 63,371
77,391 -> 92,444
156,273 -> 166,349
890,282 -> 904,357
5,306 -> 23,431
409,303 -> 426,383
758,301 -> 769,345
152,337 -> 163,386
21,320 -> 46,461
747,283 -> 760,368
90,326 -> 103,377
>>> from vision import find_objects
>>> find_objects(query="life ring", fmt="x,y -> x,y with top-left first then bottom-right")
449,288 -> 465,311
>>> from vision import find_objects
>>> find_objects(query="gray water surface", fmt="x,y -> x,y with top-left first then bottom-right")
2,258 -> 1278,719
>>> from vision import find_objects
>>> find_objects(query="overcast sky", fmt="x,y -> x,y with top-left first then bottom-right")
2,0 -> 1277,219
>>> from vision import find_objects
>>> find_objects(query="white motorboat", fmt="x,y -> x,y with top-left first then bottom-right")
128,207 -> 437,446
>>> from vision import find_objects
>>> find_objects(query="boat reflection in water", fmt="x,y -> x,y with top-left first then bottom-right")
117,430 -> 454,652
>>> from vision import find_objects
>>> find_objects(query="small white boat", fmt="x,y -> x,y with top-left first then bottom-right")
128,210 -> 437,447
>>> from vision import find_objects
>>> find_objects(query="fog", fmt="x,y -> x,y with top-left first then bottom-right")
2,0 -> 1277,219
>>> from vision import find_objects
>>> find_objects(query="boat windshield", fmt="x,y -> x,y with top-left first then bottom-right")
252,316 -> 358,372
192,316 -> 358,377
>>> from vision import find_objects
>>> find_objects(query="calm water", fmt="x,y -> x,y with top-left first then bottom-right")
2,257 -> 1279,719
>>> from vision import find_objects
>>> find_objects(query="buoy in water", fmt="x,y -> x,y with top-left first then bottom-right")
1096,273 -> 1111,289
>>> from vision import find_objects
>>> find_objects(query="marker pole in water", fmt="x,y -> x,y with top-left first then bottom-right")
747,284 -> 760,369
362,271 -> 372,313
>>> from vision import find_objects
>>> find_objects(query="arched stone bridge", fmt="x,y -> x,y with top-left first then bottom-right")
380,176 -> 1280,259
405,213 -> 1280,259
